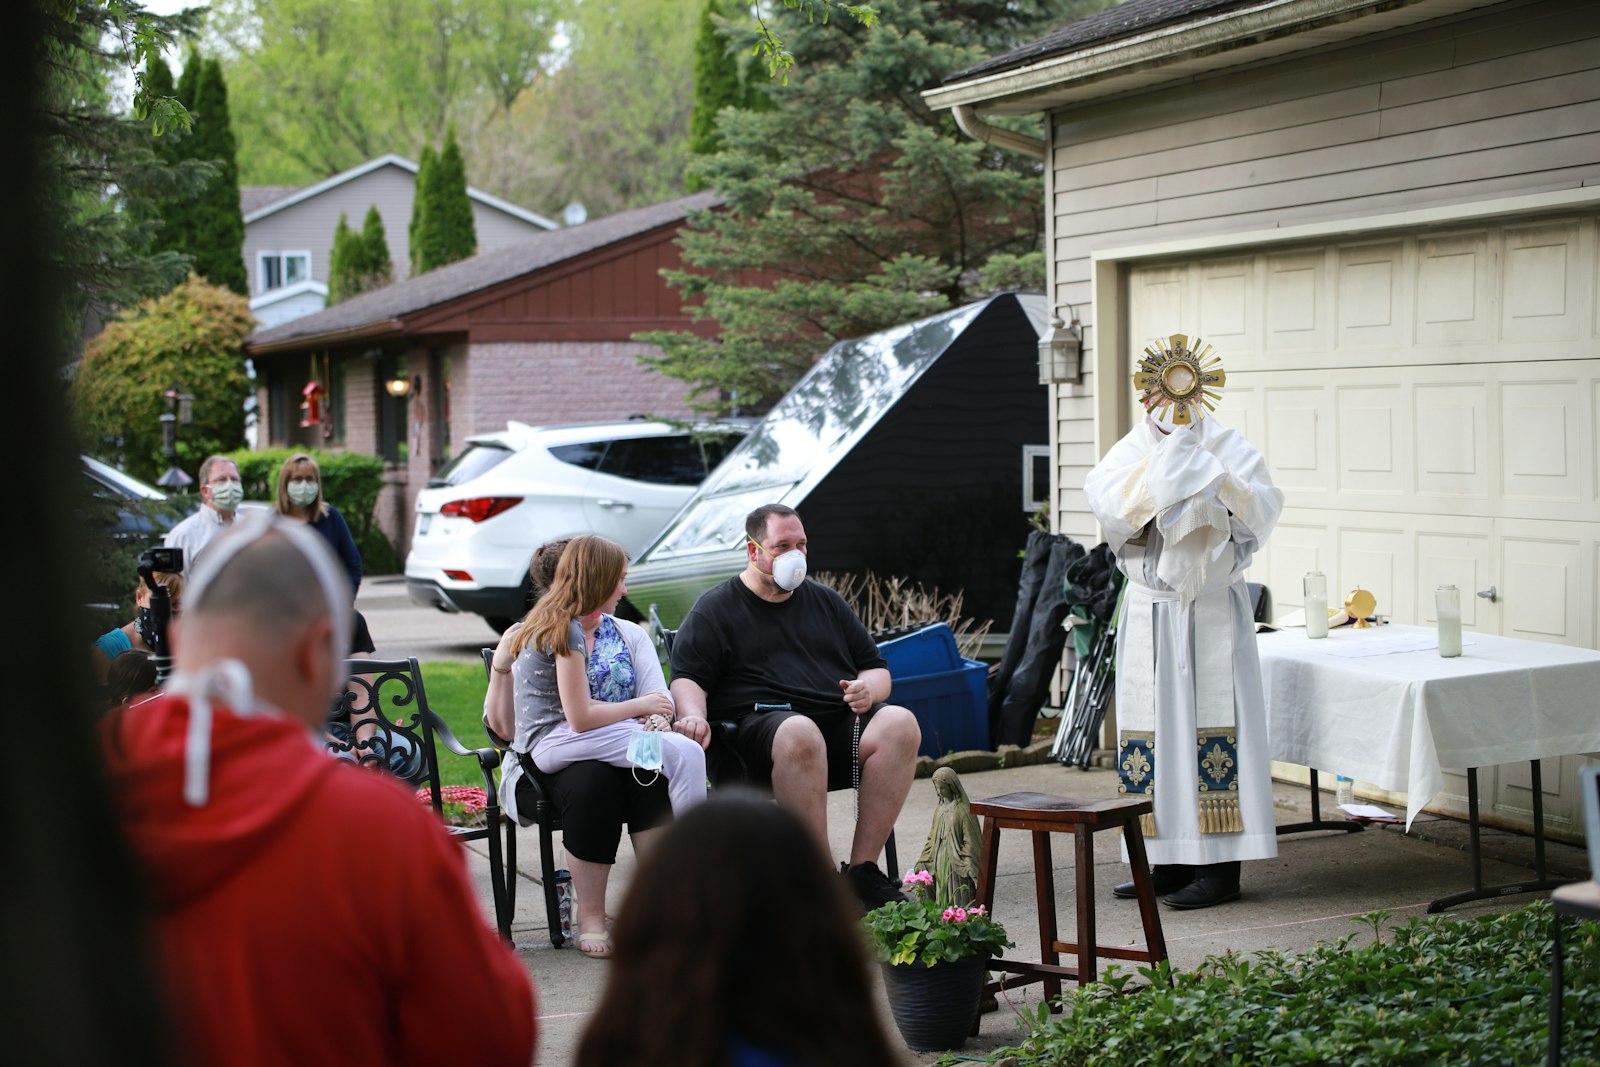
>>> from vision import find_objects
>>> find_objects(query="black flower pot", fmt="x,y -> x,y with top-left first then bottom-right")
879,954 -> 987,1051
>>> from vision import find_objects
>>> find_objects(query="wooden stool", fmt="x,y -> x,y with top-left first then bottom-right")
970,791 -> 1168,1009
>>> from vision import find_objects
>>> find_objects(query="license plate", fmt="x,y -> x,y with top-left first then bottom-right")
417,514 -> 432,535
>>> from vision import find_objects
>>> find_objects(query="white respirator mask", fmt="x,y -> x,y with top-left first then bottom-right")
751,537 -> 806,592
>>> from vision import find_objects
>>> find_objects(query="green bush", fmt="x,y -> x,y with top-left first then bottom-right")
228,448 -> 397,574
983,905 -> 1599,1067
71,275 -> 253,485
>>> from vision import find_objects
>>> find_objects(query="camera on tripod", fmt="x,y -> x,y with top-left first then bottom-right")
137,546 -> 183,681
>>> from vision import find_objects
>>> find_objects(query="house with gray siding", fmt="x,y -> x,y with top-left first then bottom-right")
242,154 -> 557,328
243,192 -> 722,562
927,0 -> 1600,838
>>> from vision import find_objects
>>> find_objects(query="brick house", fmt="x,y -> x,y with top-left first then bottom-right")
244,191 -> 722,560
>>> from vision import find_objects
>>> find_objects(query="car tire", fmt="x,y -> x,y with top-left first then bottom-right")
486,615 -> 516,635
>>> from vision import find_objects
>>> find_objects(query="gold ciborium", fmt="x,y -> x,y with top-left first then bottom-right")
1344,586 -> 1376,629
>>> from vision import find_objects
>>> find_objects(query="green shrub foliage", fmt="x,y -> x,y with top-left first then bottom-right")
71,275 -> 253,485
989,904 -> 1600,1067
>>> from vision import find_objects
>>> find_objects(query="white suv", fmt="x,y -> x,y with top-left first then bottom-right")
404,419 -> 747,633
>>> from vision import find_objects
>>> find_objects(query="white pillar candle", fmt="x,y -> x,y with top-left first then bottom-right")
1304,571 -> 1329,639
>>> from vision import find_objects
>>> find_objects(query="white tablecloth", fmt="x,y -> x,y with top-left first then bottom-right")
1257,624 -> 1600,829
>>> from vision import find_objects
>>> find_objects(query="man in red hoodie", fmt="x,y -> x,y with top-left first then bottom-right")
100,515 -> 536,1067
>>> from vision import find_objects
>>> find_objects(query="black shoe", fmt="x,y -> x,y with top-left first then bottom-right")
1161,862 -> 1241,910
846,861 -> 909,911
1112,864 -> 1195,899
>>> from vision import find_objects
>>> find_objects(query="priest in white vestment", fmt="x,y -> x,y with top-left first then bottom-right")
1084,338 -> 1284,909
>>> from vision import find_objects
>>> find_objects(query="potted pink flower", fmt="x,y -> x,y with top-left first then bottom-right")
861,868 -> 1012,1051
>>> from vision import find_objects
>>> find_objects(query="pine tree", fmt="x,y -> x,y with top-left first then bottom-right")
41,3 -> 206,350
432,126 -> 477,269
325,212 -> 359,305
361,204 -> 393,289
408,143 -> 436,276
639,0 -> 1111,416
184,57 -> 247,295
687,0 -> 772,192
145,56 -> 192,265
327,205 -> 394,305
176,46 -> 200,112
687,0 -> 741,186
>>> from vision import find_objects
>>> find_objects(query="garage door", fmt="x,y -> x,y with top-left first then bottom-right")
1124,211 -> 1600,841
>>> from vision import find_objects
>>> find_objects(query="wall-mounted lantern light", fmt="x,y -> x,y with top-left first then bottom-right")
1037,303 -> 1083,384
385,375 -> 415,398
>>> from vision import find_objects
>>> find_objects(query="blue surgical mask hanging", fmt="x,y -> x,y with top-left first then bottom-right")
627,729 -> 664,787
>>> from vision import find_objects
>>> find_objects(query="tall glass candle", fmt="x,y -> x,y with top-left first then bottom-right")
1436,585 -> 1463,658
1304,571 -> 1329,639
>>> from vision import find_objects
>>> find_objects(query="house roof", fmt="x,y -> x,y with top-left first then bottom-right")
924,0 -> 1503,114
246,190 -> 723,353
948,0 -> 1255,82
240,185 -> 302,215
239,153 -> 559,231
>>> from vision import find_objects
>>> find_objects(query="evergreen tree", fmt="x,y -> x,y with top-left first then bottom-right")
41,4 -> 207,350
325,212 -> 359,305
408,143 -> 436,276
432,126 -> 477,269
361,204 -> 393,287
642,0 -> 1112,416
175,46 -> 200,113
186,58 -> 247,295
328,206 -> 394,304
145,56 -> 193,265
687,0 -> 742,188
687,0 -> 774,193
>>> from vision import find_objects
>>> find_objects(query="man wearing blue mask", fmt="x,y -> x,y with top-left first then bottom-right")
670,503 -> 922,911
163,455 -> 244,575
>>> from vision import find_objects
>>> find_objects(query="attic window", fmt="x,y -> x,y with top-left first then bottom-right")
259,251 -> 311,292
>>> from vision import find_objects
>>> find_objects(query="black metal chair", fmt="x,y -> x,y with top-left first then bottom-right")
480,648 -> 567,948
656,626 -> 899,876
326,657 -> 514,942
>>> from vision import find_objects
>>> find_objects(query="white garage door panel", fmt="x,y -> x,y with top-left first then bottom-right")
1124,212 -> 1600,839
1417,231 -> 1493,345
1415,382 -> 1490,501
1337,383 -> 1404,496
1502,220 -> 1586,343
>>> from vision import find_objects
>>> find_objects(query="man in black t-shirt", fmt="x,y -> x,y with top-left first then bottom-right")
670,503 -> 921,910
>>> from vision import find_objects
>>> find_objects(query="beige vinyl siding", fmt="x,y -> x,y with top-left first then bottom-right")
243,162 -> 552,296
1044,0 -> 1600,538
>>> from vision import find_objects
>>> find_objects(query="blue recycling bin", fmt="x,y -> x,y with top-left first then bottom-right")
878,623 -> 990,758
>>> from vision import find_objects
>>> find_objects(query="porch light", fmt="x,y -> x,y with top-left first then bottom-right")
1038,304 -> 1083,385
385,375 -> 414,398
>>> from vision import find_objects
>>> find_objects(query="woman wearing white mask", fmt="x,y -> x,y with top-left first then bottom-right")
273,452 -> 376,656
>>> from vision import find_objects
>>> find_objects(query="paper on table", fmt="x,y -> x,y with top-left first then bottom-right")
1339,802 -> 1399,821
1308,631 -> 1476,658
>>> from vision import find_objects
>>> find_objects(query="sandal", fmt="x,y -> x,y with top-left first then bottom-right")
576,930 -> 613,959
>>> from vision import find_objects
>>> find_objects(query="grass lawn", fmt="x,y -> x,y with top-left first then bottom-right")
415,660 -> 498,790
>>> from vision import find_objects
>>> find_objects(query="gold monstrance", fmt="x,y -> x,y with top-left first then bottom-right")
1133,334 -> 1226,425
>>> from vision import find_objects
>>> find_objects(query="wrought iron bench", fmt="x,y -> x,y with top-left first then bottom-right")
327,657 -> 515,942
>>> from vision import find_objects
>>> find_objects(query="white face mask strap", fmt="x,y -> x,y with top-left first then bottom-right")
191,512 -> 351,678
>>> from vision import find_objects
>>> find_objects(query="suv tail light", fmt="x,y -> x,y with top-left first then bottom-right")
440,497 -> 523,523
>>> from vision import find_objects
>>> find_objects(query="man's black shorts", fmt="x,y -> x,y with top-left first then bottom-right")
732,704 -> 886,791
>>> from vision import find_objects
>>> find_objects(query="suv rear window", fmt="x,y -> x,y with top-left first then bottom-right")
429,441 -> 514,488
547,440 -> 611,471
598,435 -> 710,486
